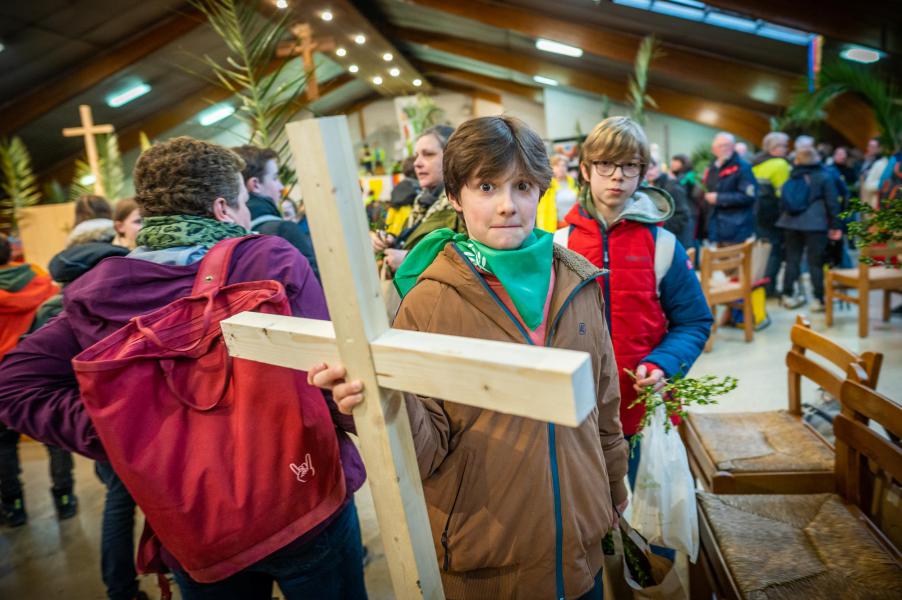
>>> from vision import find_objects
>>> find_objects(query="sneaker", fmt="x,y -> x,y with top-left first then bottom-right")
1,496 -> 27,527
781,295 -> 806,309
52,488 -> 78,520
811,299 -> 826,313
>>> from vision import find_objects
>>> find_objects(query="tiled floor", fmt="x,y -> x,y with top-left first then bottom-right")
1,293 -> 898,599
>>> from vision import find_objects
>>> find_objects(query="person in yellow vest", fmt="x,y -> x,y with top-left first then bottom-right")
536,154 -> 579,232
384,156 -> 419,237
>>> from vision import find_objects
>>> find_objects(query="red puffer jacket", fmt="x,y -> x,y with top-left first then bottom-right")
556,187 -> 712,435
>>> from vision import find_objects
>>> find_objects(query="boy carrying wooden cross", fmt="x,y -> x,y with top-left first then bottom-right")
311,116 -> 628,600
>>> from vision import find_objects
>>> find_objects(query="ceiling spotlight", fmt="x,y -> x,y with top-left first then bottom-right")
336,47 -> 347,57
321,10 -> 333,21
535,38 -> 583,58
79,174 -> 96,186
106,82 -> 151,108
275,0 -> 288,9
199,103 -> 236,126
840,46 -> 884,64
0,42 -> 5,53
383,52 -> 393,61
389,67 -> 400,77
373,76 -> 383,85
412,78 -> 422,87
354,34 -> 366,45
532,75 -> 559,86
349,64 -> 359,73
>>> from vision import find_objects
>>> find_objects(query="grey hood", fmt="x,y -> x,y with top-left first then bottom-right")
581,185 -> 674,229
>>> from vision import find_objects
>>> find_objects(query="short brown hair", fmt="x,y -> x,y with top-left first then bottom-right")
113,197 -> 139,223
74,195 -> 111,224
580,116 -> 651,180
443,116 -> 552,199
134,137 -> 244,218
232,145 -> 279,184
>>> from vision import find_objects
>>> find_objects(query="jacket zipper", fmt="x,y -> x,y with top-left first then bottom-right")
597,223 -> 613,330
454,245 -> 602,599
441,454 -> 469,571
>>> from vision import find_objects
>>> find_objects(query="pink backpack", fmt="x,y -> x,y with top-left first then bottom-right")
73,236 -> 346,582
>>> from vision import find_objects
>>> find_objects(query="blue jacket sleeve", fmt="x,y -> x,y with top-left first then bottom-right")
643,241 -> 714,377
716,165 -> 757,208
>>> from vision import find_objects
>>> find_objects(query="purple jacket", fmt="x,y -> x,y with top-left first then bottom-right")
0,236 -> 365,496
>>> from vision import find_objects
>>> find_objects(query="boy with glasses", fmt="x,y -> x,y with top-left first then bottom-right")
554,117 -> 712,492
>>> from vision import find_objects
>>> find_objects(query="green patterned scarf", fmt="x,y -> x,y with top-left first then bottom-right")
136,215 -> 247,250
394,228 -> 554,330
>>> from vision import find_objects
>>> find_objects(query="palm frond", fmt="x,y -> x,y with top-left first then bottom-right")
628,35 -> 663,125
0,136 -> 42,231
782,60 -> 901,147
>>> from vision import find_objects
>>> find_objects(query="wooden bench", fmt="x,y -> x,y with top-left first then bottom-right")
699,241 -> 754,352
690,379 -> 902,599
681,315 -> 882,494
825,240 -> 902,337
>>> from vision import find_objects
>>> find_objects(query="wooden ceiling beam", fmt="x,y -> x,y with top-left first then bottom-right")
40,72 -> 357,186
395,27 -> 771,143
408,0 -> 884,148
406,0 -> 795,110
413,61 -> 543,102
0,8 -> 206,136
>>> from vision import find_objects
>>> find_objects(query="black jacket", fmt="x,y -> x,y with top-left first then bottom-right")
703,152 -> 757,243
652,174 -> 693,249
247,192 -> 319,280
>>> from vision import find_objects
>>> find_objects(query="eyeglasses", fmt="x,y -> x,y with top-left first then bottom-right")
591,160 -> 644,178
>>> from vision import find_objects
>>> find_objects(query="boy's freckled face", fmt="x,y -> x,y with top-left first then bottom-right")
580,156 -> 642,213
449,167 -> 539,250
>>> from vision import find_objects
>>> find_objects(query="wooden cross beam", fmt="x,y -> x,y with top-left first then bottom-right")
276,23 -> 335,101
62,104 -> 114,197
221,116 -> 597,599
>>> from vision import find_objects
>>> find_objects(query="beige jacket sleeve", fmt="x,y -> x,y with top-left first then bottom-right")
393,283 -> 453,480
594,291 -> 629,506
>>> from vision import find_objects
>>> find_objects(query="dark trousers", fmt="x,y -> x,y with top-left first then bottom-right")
625,435 -> 677,563
758,224 -> 784,296
782,230 -> 828,301
95,461 -> 139,600
0,425 -> 73,500
173,502 -> 368,600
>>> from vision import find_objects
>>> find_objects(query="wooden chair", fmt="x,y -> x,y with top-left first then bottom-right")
825,240 -> 902,337
681,315 -> 883,494
698,241 -> 754,351
690,379 -> 902,599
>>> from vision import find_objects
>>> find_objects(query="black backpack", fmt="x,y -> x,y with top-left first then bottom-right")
781,174 -> 813,215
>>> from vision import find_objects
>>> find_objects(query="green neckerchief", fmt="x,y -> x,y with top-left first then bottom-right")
394,227 -> 554,331
136,215 -> 247,250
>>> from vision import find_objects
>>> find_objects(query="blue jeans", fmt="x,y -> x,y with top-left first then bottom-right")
95,461 -> 139,600
173,502 -> 367,600
625,435 -> 677,563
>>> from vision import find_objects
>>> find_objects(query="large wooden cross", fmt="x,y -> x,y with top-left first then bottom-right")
276,23 -> 335,101
62,104 -> 114,197
221,116 -> 597,599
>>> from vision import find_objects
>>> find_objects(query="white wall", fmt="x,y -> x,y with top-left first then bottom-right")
543,87 -> 740,161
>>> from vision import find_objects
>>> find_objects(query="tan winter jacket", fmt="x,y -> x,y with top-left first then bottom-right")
394,243 -> 628,600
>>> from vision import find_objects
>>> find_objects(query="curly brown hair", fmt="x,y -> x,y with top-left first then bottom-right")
134,137 -> 245,218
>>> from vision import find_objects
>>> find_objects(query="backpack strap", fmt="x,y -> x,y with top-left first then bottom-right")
553,225 -> 572,247
653,227 -> 676,297
192,235 -> 260,295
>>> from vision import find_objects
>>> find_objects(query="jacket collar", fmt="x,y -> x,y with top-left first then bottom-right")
246,192 -> 280,220
416,243 -> 603,343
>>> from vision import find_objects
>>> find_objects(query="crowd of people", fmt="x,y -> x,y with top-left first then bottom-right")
0,111 -> 898,599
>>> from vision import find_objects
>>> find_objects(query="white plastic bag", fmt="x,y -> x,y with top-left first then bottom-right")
626,401 -> 699,562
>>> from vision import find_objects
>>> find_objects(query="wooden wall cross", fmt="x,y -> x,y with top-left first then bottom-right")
276,23 -> 335,101
62,104 -> 114,197
221,116 -> 597,599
